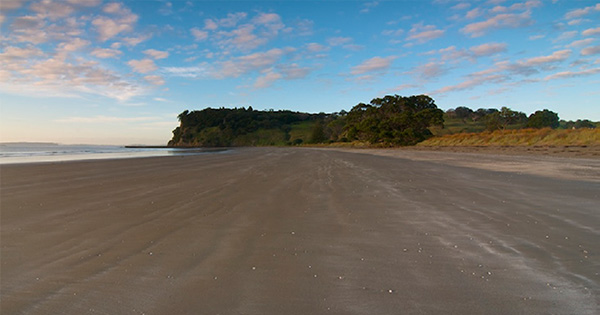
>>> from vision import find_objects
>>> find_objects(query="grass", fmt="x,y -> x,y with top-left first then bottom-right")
418,128 -> 600,147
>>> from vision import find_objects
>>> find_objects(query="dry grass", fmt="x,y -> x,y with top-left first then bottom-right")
418,128 -> 600,147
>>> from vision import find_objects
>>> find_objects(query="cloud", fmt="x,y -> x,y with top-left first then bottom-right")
0,53 -> 144,101
30,0 -> 74,20
66,0 -> 102,7
523,49 -> 571,66
254,69 -> 282,88
91,48 -> 122,58
144,75 -> 165,85
143,49 -> 169,59
1,0 -> 27,10
92,3 -> 138,41
56,115 -> 157,123
92,15 -> 138,42
491,0 -> 541,13
351,56 -> 395,75
162,66 -> 207,78
451,3 -> 471,10
11,15 -> 47,44
415,61 -> 447,79
469,42 -> 507,56
466,8 -> 483,19
582,27 -> 600,36
191,27 -> 208,41
581,45 -> 600,56
306,43 -> 329,53
122,34 -> 151,46
461,11 -> 533,37
432,49 -> 573,94
252,12 -> 284,35
204,19 -> 218,30
327,37 -> 353,46
0,46 -> 44,60
360,1 -> 379,14
128,59 -> 158,73
406,23 -> 445,43
432,73 -> 505,94
216,48 -> 289,78
564,4 -> 600,20
567,38 -> 596,48
544,68 -> 600,80
278,63 -> 311,79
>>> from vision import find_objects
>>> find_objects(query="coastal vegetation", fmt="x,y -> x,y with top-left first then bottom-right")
168,94 -> 598,147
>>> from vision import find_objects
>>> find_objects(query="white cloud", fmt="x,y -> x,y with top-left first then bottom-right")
92,15 -> 138,41
1,0 -> 26,10
57,115 -> 157,123
66,0 -> 102,7
469,42 -> 507,57
581,45 -> 600,56
191,27 -> 208,41
143,49 -> 169,59
544,68 -> 600,80
278,63 -> 311,79
406,23 -> 445,43
204,19 -> 218,30
254,69 -> 282,88
92,3 -> 138,41
306,43 -> 329,53
415,61 -> 447,79
0,46 -> 44,60
351,56 -> 396,75
451,3 -> 471,10
565,4 -> 600,20
461,11 -> 533,37
360,1 -> 379,14
91,48 -> 122,58
57,38 -> 90,53
128,59 -> 158,73
122,34 -> 151,46
567,38 -> 596,48
144,75 -> 165,85
30,0 -> 74,20
217,48 -> 288,78
162,66 -> 207,78
327,37 -> 353,46
582,27 -> 600,36
466,8 -> 483,19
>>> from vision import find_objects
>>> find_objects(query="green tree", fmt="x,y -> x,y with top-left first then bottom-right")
344,94 -> 444,146
485,107 -> 527,130
527,109 -> 559,129
309,121 -> 327,144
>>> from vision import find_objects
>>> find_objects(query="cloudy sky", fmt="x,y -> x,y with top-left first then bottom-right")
1,0 -> 599,145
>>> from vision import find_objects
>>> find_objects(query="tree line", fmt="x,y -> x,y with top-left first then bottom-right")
168,95 -> 596,147
446,106 -> 596,131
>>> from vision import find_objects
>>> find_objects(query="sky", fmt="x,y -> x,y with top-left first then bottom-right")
1,0 -> 599,145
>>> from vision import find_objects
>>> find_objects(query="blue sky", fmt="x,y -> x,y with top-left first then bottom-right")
1,0 -> 599,145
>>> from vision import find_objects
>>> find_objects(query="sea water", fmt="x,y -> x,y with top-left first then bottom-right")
0,143 -> 226,164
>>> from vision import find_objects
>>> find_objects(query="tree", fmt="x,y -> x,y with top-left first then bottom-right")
343,94 -> 444,146
527,109 -> 559,129
485,107 -> 527,130
309,121 -> 327,143
454,106 -> 474,122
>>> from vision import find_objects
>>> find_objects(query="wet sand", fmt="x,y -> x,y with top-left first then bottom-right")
1,147 -> 599,314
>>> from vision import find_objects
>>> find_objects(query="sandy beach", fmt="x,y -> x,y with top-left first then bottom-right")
1,147 -> 599,314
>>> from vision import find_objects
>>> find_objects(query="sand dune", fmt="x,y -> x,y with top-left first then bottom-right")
1,148 -> 598,314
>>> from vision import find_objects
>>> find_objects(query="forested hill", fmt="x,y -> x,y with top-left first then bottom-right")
168,94 -> 445,147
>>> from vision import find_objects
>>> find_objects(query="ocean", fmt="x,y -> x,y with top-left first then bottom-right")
0,143 -> 226,164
